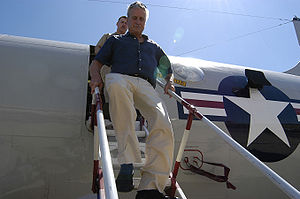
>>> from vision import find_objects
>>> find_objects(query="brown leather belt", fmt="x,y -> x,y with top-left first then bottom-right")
127,73 -> 155,88
128,73 -> 150,82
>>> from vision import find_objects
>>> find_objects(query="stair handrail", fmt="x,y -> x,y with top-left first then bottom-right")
93,87 -> 118,199
157,79 -> 300,199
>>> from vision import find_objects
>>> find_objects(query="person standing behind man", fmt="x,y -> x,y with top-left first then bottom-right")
95,16 -> 128,54
90,2 -> 175,199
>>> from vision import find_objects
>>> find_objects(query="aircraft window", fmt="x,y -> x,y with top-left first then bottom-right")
172,63 -> 204,82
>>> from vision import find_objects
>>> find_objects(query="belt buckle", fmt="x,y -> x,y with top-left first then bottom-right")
132,73 -> 148,82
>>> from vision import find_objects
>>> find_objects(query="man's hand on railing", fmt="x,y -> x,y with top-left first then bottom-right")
90,80 -> 103,94
164,73 -> 175,98
164,80 -> 175,98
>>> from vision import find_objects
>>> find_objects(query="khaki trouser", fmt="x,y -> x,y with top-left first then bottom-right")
105,73 -> 174,192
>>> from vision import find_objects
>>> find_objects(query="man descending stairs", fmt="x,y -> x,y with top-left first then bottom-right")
89,1 -> 176,198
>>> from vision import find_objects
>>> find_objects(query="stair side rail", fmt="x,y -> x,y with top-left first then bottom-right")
94,87 -> 118,199
157,79 -> 300,199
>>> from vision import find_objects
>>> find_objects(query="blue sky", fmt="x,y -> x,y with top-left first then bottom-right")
1,0 -> 299,72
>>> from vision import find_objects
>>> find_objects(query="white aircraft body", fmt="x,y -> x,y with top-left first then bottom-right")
0,34 -> 299,199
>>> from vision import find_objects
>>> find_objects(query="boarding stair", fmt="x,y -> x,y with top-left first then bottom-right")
88,80 -> 300,199
89,87 -> 187,199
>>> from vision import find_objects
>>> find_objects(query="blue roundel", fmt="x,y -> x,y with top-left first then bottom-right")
219,76 -> 300,162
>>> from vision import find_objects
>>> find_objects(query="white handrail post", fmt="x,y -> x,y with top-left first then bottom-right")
92,93 -> 106,199
94,87 -> 119,199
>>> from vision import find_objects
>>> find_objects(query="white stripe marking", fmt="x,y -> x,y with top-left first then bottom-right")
291,103 -> 300,109
291,103 -> 300,122
181,92 -> 223,102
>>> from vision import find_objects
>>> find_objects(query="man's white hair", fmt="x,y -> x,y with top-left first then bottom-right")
127,1 -> 149,21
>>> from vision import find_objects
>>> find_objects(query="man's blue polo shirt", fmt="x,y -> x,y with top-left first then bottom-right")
94,32 -> 172,86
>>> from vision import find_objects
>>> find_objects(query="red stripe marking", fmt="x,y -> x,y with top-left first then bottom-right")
296,108 -> 300,115
185,99 -> 224,109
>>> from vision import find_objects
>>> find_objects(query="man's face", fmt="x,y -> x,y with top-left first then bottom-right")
116,18 -> 128,34
128,7 -> 146,36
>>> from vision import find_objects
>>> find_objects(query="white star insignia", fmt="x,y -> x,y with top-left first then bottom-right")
225,88 -> 290,147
